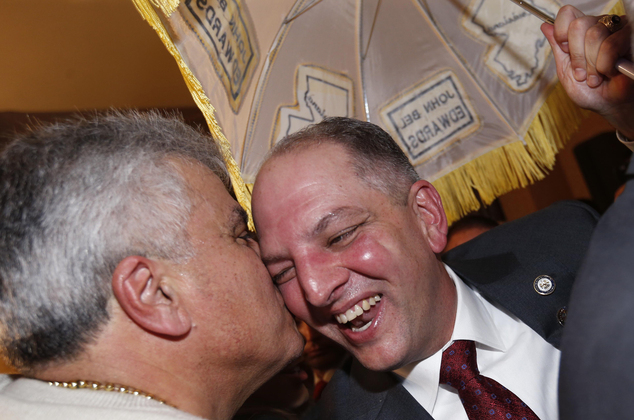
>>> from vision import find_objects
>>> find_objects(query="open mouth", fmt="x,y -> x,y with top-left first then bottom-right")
334,294 -> 381,333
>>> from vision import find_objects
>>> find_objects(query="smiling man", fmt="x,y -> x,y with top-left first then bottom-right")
252,117 -> 598,420
0,111 -> 304,420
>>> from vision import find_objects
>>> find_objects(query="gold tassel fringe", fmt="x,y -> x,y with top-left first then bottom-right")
148,0 -> 181,17
433,83 -> 589,225
131,0 -> 254,229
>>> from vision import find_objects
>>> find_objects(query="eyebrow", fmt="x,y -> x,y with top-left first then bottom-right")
261,254 -> 287,266
310,206 -> 364,238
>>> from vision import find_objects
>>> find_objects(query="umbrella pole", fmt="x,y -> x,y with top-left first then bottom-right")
508,0 -> 554,24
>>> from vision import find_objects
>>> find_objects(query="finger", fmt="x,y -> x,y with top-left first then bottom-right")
542,22 -> 557,52
542,22 -> 571,80
554,5 -> 585,54
568,15 -> 600,82
584,22 -> 612,87
596,19 -> 632,78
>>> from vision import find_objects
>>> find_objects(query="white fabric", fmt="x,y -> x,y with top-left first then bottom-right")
0,375 -> 203,420
394,265 -> 560,420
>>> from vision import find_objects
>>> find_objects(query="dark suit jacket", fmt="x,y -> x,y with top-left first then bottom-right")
559,160 -> 634,419
306,201 -> 599,420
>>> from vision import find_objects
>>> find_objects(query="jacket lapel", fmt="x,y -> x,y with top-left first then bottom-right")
308,359 -> 431,420
442,201 -> 598,349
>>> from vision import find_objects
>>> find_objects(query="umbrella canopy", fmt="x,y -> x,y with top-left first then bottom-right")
132,0 -> 621,223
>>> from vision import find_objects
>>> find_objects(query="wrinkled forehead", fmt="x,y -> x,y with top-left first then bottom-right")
252,146 -> 370,239
255,144 -> 356,199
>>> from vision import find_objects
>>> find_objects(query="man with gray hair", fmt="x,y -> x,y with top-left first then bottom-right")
0,111 -> 304,419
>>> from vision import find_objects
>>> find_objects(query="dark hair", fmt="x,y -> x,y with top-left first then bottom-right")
267,117 -> 419,205
0,110 -> 230,371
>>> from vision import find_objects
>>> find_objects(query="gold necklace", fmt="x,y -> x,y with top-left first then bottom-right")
47,380 -> 172,407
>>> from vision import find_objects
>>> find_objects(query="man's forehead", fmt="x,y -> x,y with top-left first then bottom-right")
263,142 -> 352,175
256,144 -> 360,210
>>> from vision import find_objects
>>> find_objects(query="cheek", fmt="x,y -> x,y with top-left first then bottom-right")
279,280 -> 309,318
212,250 -> 282,322
242,249 -> 277,289
344,234 -> 401,277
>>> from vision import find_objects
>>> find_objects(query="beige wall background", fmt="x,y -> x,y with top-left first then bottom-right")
0,0 -> 195,112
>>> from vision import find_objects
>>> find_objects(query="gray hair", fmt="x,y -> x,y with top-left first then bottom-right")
267,117 -> 419,205
0,110 -> 230,371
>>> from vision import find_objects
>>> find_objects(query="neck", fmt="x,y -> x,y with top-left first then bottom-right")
32,315 -> 255,419
426,261 -> 459,357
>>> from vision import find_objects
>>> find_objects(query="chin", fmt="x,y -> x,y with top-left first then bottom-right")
355,349 -> 407,372
353,334 -> 424,371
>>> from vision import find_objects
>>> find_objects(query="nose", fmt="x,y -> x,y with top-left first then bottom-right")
296,254 -> 349,307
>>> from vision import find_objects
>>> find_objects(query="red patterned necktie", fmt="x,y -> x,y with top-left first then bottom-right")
439,340 -> 540,420
313,379 -> 328,401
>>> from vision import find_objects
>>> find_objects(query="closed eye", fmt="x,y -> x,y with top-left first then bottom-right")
271,266 -> 296,285
237,230 -> 257,243
328,225 -> 360,247
237,230 -> 260,254
231,205 -> 257,247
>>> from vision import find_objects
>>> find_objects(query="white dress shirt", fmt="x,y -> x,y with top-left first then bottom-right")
394,265 -> 560,420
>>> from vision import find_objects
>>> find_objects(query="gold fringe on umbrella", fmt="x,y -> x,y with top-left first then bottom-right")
435,0 -> 624,225
147,0 -> 181,17
433,84 -> 589,224
130,0 -> 254,230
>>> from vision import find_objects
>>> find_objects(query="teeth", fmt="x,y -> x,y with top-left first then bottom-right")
345,308 -> 356,321
335,295 -> 381,325
351,320 -> 372,333
335,314 -> 347,323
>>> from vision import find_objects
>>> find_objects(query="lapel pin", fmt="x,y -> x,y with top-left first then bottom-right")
533,275 -> 555,296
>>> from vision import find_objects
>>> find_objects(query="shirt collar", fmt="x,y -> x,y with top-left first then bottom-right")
393,264 -> 505,413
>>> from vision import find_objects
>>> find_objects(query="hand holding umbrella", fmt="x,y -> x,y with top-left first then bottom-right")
511,0 -> 634,80
536,4 -> 634,140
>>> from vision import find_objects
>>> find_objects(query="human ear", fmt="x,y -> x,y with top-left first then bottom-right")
409,180 -> 448,254
111,256 -> 191,337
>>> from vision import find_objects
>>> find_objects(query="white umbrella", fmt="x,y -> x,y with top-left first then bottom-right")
132,0 -> 621,222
